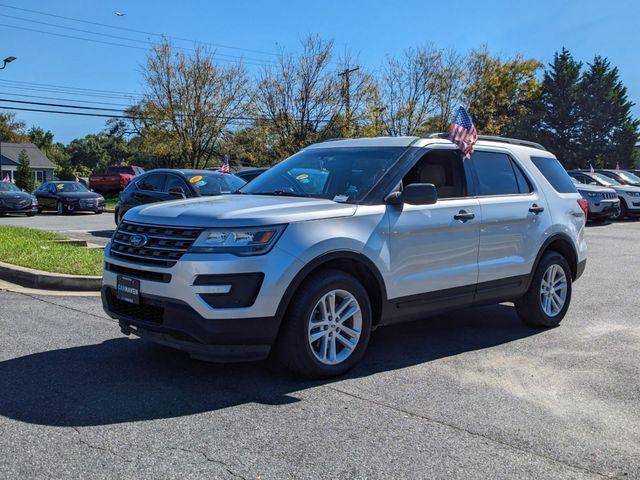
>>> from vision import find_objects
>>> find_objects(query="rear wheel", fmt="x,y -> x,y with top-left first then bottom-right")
515,252 -> 572,328
275,269 -> 372,379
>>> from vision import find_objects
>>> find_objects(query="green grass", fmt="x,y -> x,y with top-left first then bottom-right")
103,194 -> 119,211
0,226 -> 103,276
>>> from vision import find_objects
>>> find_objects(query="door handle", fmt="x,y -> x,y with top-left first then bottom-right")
529,204 -> 545,214
453,210 -> 475,222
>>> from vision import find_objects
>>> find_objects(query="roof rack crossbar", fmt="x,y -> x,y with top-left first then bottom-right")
422,132 -> 546,151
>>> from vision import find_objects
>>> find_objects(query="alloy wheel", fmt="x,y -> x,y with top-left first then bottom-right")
539,264 -> 568,317
308,289 -> 362,365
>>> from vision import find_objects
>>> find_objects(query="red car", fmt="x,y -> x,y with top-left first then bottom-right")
89,165 -> 144,193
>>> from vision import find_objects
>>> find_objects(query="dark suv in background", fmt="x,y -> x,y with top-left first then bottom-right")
114,169 -> 246,224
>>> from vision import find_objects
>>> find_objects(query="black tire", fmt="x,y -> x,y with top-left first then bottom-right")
95,210 -> 103,215
26,212 -> 36,217
56,201 -> 66,215
114,209 -> 121,225
613,199 -> 627,221
275,269 -> 372,379
515,251 -> 572,328
37,207 -> 42,214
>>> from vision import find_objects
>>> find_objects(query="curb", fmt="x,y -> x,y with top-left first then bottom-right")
0,260 -> 102,291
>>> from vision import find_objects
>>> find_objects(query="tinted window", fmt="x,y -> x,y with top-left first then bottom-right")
137,174 -> 165,192
54,182 -> 88,193
0,183 -> 20,192
223,175 -> 246,192
513,162 -> 532,193
531,156 -> 576,193
473,152 -> 520,195
164,175 -> 189,193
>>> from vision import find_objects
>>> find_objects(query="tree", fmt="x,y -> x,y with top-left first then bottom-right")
0,112 -> 26,143
254,36 -> 341,159
537,48 -> 583,167
130,40 -> 250,169
377,46 -> 441,136
464,48 -> 542,137
66,134 -> 110,175
15,149 -> 36,191
577,56 -> 639,168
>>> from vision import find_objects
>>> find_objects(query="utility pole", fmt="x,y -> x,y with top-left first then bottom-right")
338,66 -> 359,137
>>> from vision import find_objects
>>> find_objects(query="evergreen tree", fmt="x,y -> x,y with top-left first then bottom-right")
577,56 -> 639,168
538,48 -> 582,168
15,149 -> 36,192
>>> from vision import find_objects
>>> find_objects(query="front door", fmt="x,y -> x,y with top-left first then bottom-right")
385,148 -> 481,321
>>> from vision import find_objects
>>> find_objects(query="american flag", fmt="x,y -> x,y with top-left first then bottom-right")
615,161 -> 620,171
590,164 -> 595,174
449,106 -> 477,159
219,155 -> 230,174
1,175 -> 10,183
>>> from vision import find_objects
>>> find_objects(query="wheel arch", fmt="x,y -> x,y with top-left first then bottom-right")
274,250 -> 388,328
529,233 -> 579,286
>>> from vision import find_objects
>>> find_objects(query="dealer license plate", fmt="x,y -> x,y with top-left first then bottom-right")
116,275 -> 140,304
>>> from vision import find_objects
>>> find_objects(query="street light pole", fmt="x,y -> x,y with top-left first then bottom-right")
0,56 -> 16,70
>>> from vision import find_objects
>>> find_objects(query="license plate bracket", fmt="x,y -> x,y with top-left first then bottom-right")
116,275 -> 140,305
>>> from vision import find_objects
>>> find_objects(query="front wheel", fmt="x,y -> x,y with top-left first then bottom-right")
613,200 -> 627,221
515,252 -> 572,328
56,201 -> 66,215
275,269 -> 372,379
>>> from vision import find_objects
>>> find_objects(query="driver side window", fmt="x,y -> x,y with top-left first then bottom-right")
402,150 -> 467,200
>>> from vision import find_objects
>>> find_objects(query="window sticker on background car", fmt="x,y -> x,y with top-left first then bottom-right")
56,184 -> 64,189
333,194 -> 349,202
189,175 -> 203,183
194,180 -> 206,187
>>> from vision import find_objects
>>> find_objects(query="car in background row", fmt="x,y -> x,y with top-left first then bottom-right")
596,169 -> 640,188
89,165 -> 144,193
114,169 -> 246,224
570,178 -> 619,222
568,170 -> 640,220
0,182 -> 38,216
33,181 -> 105,215
234,167 -> 268,183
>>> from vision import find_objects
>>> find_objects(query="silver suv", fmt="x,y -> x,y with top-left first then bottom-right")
102,136 -> 587,378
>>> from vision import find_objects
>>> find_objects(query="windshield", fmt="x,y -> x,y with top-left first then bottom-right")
617,171 -> 640,184
241,147 -> 405,202
0,183 -> 20,192
592,173 -> 621,186
187,173 -> 246,196
55,183 -> 89,193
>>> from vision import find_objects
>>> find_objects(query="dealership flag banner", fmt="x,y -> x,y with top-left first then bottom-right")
449,106 -> 478,159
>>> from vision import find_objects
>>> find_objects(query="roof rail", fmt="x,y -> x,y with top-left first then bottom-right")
422,132 -> 546,151
319,137 -> 348,143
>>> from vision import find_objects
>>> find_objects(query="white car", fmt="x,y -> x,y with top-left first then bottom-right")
568,170 -> 640,220
102,135 -> 587,378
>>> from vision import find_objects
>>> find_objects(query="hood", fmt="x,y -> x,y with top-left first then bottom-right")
0,191 -> 32,200
609,184 -> 640,194
125,194 -> 357,227
575,184 -> 616,194
58,191 -> 102,200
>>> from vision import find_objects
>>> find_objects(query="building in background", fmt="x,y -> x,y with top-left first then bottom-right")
0,143 -> 55,183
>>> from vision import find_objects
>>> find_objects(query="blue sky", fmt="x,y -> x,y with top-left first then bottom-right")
1,0 -> 638,143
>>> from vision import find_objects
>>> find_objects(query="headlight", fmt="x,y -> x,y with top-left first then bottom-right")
189,225 -> 286,255
586,192 -> 599,197
31,196 -> 38,205
625,191 -> 640,197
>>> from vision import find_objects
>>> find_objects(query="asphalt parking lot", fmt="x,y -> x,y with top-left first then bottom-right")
1,221 -> 639,479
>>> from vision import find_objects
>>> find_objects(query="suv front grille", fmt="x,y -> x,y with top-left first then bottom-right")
602,192 -> 617,199
110,221 -> 203,267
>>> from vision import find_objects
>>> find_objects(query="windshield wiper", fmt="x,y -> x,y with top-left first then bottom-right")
253,190 -> 310,198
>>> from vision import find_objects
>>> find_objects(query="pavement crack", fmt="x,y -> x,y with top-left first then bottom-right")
166,446 -> 247,479
14,291 -> 116,325
71,427 -> 132,463
325,385 -> 617,479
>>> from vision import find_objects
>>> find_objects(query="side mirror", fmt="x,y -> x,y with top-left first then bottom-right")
168,185 -> 187,198
385,183 -> 438,206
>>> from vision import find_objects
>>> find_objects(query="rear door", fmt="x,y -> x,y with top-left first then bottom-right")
129,173 -> 168,207
386,147 -> 481,319
470,149 -> 551,293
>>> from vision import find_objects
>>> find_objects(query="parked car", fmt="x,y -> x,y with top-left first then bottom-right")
568,170 -> 640,220
114,169 -> 246,224
0,182 -> 38,216
102,135 -> 587,379
235,167 -> 268,183
33,181 -> 105,215
89,165 -> 144,193
596,169 -> 640,187
570,178 -> 619,222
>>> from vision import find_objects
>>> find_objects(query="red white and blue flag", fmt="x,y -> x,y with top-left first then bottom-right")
449,106 -> 477,159
219,155 -> 230,174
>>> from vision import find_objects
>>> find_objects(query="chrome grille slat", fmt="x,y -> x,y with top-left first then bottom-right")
111,221 -> 203,267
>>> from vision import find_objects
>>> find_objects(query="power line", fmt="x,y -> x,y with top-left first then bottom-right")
0,97 -> 126,112
0,3 -> 279,57
0,91 -> 134,107
0,78 -> 141,96
0,13 -> 277,65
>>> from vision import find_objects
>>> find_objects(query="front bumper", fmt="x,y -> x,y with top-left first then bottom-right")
102,287 -> 278,361
65,201 -> 104,212
588,199 -> 619,219
0,203 -> 38,214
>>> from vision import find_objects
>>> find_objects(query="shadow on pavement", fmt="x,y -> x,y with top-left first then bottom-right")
0,304 -> 541,427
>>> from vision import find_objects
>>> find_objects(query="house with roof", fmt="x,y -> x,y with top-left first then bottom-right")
0,142 -> 56,184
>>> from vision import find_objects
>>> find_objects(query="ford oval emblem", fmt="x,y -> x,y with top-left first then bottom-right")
128,234 -> 148,248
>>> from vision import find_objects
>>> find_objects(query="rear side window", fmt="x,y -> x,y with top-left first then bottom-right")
137,173 -> 166,192
531,156 -> 577,193
472,151 -> 530,195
